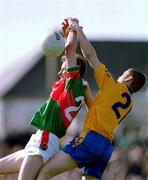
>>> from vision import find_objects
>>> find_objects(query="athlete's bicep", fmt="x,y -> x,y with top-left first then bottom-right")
65,32 -> 77,69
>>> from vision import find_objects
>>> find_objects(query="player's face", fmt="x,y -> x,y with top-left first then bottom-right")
117,70 -> 130,83
58,61 -> 67,79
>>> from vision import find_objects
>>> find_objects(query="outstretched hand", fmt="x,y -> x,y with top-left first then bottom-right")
61,18 -> 69,38
61,17 -> 82,38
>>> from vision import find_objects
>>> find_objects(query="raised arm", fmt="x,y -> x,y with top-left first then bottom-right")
68,19 -> 100,69
61,18 -> 78,69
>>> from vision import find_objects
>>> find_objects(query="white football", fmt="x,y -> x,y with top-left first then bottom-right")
41,31 -> 65,58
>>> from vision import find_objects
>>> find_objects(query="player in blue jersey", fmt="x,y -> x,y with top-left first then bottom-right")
36,18 -> 146,180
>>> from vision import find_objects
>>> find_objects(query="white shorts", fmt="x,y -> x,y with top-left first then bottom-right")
25,130 -> 60,164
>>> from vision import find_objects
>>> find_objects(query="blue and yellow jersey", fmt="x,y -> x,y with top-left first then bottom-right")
84,64 -> 133,142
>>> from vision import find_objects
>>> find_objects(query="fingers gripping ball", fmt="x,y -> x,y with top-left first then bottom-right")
41,31 -> 65,58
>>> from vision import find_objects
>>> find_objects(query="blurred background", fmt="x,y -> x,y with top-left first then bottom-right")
0,0 -> 148,179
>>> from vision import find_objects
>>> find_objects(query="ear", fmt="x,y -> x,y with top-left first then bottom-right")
125,75 -> 133,82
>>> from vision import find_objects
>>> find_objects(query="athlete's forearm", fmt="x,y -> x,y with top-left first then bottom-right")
65,31 -> 77,51
77,28 -> 100,69
65,28 -> 77,68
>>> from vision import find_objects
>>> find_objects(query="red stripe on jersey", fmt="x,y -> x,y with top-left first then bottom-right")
40,131 -> 49,150
57,90 -> 76,127
50,78 -> 77,128
67,72 -> 80,78
50,79 -> 65,100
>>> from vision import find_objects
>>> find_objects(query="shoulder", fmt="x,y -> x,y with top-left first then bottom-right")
94,63 -> 105,72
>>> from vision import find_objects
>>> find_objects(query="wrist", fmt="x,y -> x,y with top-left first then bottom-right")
68,29 -> 77,34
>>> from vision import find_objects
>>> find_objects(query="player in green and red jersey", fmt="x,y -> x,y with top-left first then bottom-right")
36,18 -> 146,180
30,56 -> 88,140
0,19 -> 93,180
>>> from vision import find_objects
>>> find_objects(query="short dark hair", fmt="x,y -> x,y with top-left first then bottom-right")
61,54 -> 87,78
76,54 -> 87,78
128,68 -> 146,93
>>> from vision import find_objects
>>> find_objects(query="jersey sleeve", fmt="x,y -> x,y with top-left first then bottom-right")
94,63 -> 115,89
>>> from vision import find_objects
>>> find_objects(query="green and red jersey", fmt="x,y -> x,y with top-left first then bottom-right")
30,66 -> 87,138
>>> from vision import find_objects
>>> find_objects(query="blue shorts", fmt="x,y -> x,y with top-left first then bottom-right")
63,131 -> 113,180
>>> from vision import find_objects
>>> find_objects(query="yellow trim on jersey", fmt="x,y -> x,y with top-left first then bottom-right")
73,130 -> 88,147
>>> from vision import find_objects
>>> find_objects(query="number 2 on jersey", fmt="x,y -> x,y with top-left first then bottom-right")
112,92 -> 131,119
